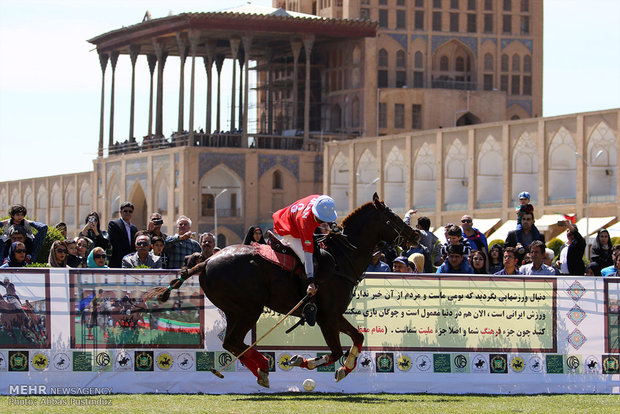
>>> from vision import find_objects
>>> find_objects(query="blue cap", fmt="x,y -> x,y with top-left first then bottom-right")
518,191 -> 531,200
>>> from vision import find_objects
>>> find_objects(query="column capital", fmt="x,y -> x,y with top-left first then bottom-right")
147,54 -> 157,75
176,32 -> 189,63
302,35 -> 315,56
229,37 -> 241,59
98,52 -> 109,72
188,30 -> 201,56
129,45 -> 140,67
109,50 -> 120,70
242,35 -> 253,57
215,54 -> 225,73
153,39 -> 168,64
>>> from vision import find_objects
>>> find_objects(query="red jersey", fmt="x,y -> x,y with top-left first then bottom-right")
272,195 -> 321,253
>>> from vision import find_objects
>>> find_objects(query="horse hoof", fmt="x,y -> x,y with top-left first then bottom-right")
288,355 -> 304,367
335,367 -> 348,382
257,369 -> 270,388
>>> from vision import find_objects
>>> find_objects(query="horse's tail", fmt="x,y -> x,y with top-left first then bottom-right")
144,261 -> 207,302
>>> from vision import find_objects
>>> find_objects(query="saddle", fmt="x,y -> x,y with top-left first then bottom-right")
251,239 -> 303,276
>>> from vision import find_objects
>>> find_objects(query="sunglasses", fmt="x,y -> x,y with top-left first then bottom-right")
15,249 -> 27,254
94,254 -> 106,259
461,219 -> 472,223
136,242 -> 150,247
473,257 -> 484,261
56,249 -> 68,254
122,209 -> 134,213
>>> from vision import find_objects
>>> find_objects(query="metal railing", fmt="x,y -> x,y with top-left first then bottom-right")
431,79 -> 477,91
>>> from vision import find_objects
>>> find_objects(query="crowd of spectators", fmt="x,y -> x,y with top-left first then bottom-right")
1,194 -> 619,278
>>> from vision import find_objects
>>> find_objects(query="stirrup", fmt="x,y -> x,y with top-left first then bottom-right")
302,302 -> 316,327
265,230 -> 293,255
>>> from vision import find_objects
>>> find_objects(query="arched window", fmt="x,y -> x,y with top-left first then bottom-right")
396,50 -> 406,67
272,170 -> 283,189
484,53 -> 493,71
414,51 -> 423,68
501,54 -> 509,72
512,54 -> 520,72
523,55 -> 532,73
378,49 -> 388,67
352,97 -> 360,128
440,55 -> 449,71
455,56 -> 465,71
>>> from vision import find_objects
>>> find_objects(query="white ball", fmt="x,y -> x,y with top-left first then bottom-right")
302,378 -> 316,392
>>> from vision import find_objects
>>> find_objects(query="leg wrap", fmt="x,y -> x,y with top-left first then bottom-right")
246,348 -> 269,372
239,354 -> 259,378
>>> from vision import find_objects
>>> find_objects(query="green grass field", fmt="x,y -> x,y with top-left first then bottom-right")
1,393 -> 618,413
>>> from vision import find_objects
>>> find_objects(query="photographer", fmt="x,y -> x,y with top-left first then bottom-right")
147,212 -> 168,240
78,211 -> 109,250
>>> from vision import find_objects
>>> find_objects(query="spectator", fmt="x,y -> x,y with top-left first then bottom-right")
461,215 -> 488,253
392,256 -> 410,273
488,244 -> 504,274
0,241 -> 30,268
75,236 -> 92,267
601,245 -> 620,276
55,222 -> 68,239
403,232 -> 432,273
147,212 -> 168,240
591,229 -> 613,268
544,248 -> 561,275
555,223 -> 586,275
408,253 -> 425,274
243,226 -> 266,245
436,244 -> 474,274
366,250 -> 391,272
469,250 -> 489,274
585,262 -> 601,276
439,225 -> 471,262
47,240 -> 69,268
65,239 -> 84,268
151,235 -> 168,268
0,204 -> 48,260
404,211 -> 441,264
79,212 -> 110,250
494,247 -> 519,275
107,202 -> 138,268
515,191 -> 535,231
519,241 -> 556,275
608,254 -> 620,277
122,233 -> 162,269
165,215 -> 201,269
505,211 -> 545,249
87,247 -> 109,268
183,232 -> 216,271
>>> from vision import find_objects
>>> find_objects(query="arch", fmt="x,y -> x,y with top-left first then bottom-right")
384,146 -> 406,210
107,179 -> 121,220
10,189 -> 19,206
23,187 -> 34,215
396,50 -> 406,68
444,139 -> 468,208
330,152 -> 349,211
456,112 -> 481,126
484,53 -> 493,71
0,189 -> 6,213
413,142 -> 436,209
512,131 -> 538,202
587,122 -> 618,201
378,49 -> 388,67
50,183 -> 61,225
200,165 -> 243,219
477,135 -> 502,205
128,181 -> 148,229
440,55 -> 449,71
414,51 -> 423,68
78,181 -> 91,225
455,56 -> 465,72
512,54 -> 520,72
272,170 -> 283,189
36,185 -> 47,222
432,40 -> 476,87
153,170 -> 169,215
356,149 -> 379,207
548,127 -> 576,201
64,182 -> 76,227
523,55 -> 532,73
331,104 -> 342,131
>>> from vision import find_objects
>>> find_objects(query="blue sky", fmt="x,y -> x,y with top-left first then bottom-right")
0,0 -> 618,182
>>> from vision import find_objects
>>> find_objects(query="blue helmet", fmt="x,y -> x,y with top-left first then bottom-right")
518,191 -> 531,200
312,195 -> 337,223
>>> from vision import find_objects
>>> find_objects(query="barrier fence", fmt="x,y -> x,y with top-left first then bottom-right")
0,268 -> 618,394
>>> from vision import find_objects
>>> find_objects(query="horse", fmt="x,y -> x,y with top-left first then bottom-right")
146,193 -> 417,388
0,296 -> 40,344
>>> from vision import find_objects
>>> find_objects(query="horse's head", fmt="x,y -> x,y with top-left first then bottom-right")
371,193 -> 419,248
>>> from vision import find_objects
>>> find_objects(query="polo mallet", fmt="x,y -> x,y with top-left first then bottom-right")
210,293 -> 311,378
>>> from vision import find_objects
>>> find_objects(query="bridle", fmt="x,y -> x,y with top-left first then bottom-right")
381,207 -> 415,249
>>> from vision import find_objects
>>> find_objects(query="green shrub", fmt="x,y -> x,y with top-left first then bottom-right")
547,238 -> 564,258
612,237 -> 620,247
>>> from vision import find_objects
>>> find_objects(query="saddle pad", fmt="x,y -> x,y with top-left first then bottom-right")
252,242 -> 299,273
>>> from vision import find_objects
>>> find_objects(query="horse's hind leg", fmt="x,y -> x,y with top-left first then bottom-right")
221,311 -> 270,388
290,316 -> 342,371
335,315 -> 364,382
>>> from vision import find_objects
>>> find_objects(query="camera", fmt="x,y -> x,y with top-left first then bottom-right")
88,216 -> 96,223
152,219 -> 163,225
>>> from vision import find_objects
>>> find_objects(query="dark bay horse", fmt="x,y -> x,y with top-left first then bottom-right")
147,194 -> 416,388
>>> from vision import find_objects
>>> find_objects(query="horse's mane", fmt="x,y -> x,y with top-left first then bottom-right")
340,202 -> 375,229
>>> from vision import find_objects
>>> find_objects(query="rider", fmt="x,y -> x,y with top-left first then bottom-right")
0,276 -> 29,319
272,194 -> 337,326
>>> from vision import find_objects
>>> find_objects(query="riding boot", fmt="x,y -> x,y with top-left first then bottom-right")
265,230 -> 294,256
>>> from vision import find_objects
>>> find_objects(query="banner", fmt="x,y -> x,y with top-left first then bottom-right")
0,269 -> 618,395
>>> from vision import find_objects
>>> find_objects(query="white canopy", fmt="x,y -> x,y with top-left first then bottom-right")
556,217 -> 617,242
487,220 -> 518,243
473,218 -> 502,236
534,214 -> 568,230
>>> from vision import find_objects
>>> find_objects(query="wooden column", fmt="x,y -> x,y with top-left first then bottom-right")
153,39 -> 168,137
242,36 -> 252,148
229,38 -> 240,132
128,45 -> 140,141
188,30 -> 201,145
290,39 -> 302,131
303,36 -> 315,141
215,54 -> 225,132
203,40 -> 216,134
238,50 -> 245,132
108,51 -> 119,149
176,33 -> 188,134
146,55 -> 157,139
97,52 -> 108,157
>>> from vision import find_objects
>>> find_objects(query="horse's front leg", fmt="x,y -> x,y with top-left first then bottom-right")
289,317 -> 343,372
334,315 -> 364,382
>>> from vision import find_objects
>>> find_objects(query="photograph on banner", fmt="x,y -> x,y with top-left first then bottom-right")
255,275 -> 556,352
0,269 -> 51,348
69,270 -> 204,348
605,279 -> 620,353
